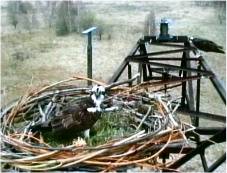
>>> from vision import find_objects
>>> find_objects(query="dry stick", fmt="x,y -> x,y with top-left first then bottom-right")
157,96 -> 178,127
165,144 -> 187,166
109,135 -> 157,159
34,75 -> 107,96
105,73 -> 140,90
5,150 -> 60,163
19,122 -> 32,141
3,124 -> 175,171
101,146 -> 136,173
73,75 -> 107,86
12,161 -> 63,171
3,135 -> 48,153
6,94 -> 32,131
5,126 -> 144,155
102,157 -> 125,172
1,76 -> 105,119
91,130 -> 174,166
136,106 -> 152,131
113,130 -> 145,146
167,96 -> 182,107
44,95 -> 55,116
171,123 -> 188,165
83,128 -> 173,167
177,123 -> 188,142
61,131 -> 145,168
172,102 -> 180,115
3,90 -> 86,145
112,131 -> 180,165
1,75 -> 192,169
109,145 -> 138,158
106,76 -> 201,103
131,76 -> 201,91
192,131 -> 217,144
154,123 -> 190,168
0,75 -> 195,120
33,78 -> 76,96
131,76 -> 202,94
38,104 -> 46,122
9,133 -> 51,147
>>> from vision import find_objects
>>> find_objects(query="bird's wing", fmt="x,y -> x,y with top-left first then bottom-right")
192,38 -> 224,53
51,101 -> 100,133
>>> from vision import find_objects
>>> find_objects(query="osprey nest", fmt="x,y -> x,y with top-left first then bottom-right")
1,75 -> 195,172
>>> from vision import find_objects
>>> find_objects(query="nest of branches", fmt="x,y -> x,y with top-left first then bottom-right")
1,75 -> 195,172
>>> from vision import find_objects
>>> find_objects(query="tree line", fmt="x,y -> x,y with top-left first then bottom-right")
6,1 -> 106,39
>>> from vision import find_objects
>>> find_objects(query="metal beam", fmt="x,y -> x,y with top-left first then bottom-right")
128,64 -> 132,86
207,153 -> 226,172
150,142 -> 194,154
177,109 -> 226,122
128,48 -> 193,58
143,35 -> 189,43
108,43 -> 139,83
168,129 -> 226,169
200,150 -> 208,172
183,42 -> 196,125
139,43 -> 148,81
195,59 -> 202,126
150,43 -> 186,48
133,57 -> 200,61
82,27 -> 97,86
127,58 -> 213,76
155,83 -> 182,92
200,57 -> 226,104
181,49 -> 187,108
195,127 -> 226,135
108,59 -> 128,83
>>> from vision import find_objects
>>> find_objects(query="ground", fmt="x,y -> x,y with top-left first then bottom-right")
1,1 -> 226,172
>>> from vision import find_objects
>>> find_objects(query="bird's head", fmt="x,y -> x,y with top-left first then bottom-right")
89,85 -> 106,112
188,37 -> 196,50
188,36 -> 194,42
91,85 -> 105,98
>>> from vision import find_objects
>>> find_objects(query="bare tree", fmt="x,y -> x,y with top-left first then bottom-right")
216,1 -> 226,24
79,10 -> 96,31
96,19 -> 109,40
55,1 -> 80,35
7,1 -> 20,29
40,1 -> 57,29
7,1 -> 35,32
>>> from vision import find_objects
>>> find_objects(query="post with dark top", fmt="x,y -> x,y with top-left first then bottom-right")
82,27 -> 97,86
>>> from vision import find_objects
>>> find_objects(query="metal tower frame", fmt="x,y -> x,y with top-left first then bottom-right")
109,35 -> 226,172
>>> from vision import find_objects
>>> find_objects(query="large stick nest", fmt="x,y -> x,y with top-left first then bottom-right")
1,76 -> 194,172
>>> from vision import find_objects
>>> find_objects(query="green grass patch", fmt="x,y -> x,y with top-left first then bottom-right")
43,111 -> 135,147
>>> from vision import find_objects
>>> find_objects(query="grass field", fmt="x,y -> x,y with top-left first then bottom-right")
1,1 -> 226,172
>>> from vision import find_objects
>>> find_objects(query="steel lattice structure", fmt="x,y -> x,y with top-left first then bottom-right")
109,32 -> 226,172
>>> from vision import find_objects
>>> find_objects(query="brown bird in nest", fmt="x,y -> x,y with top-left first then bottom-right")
31,85 -> 106,138
31,74 -> 140,138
